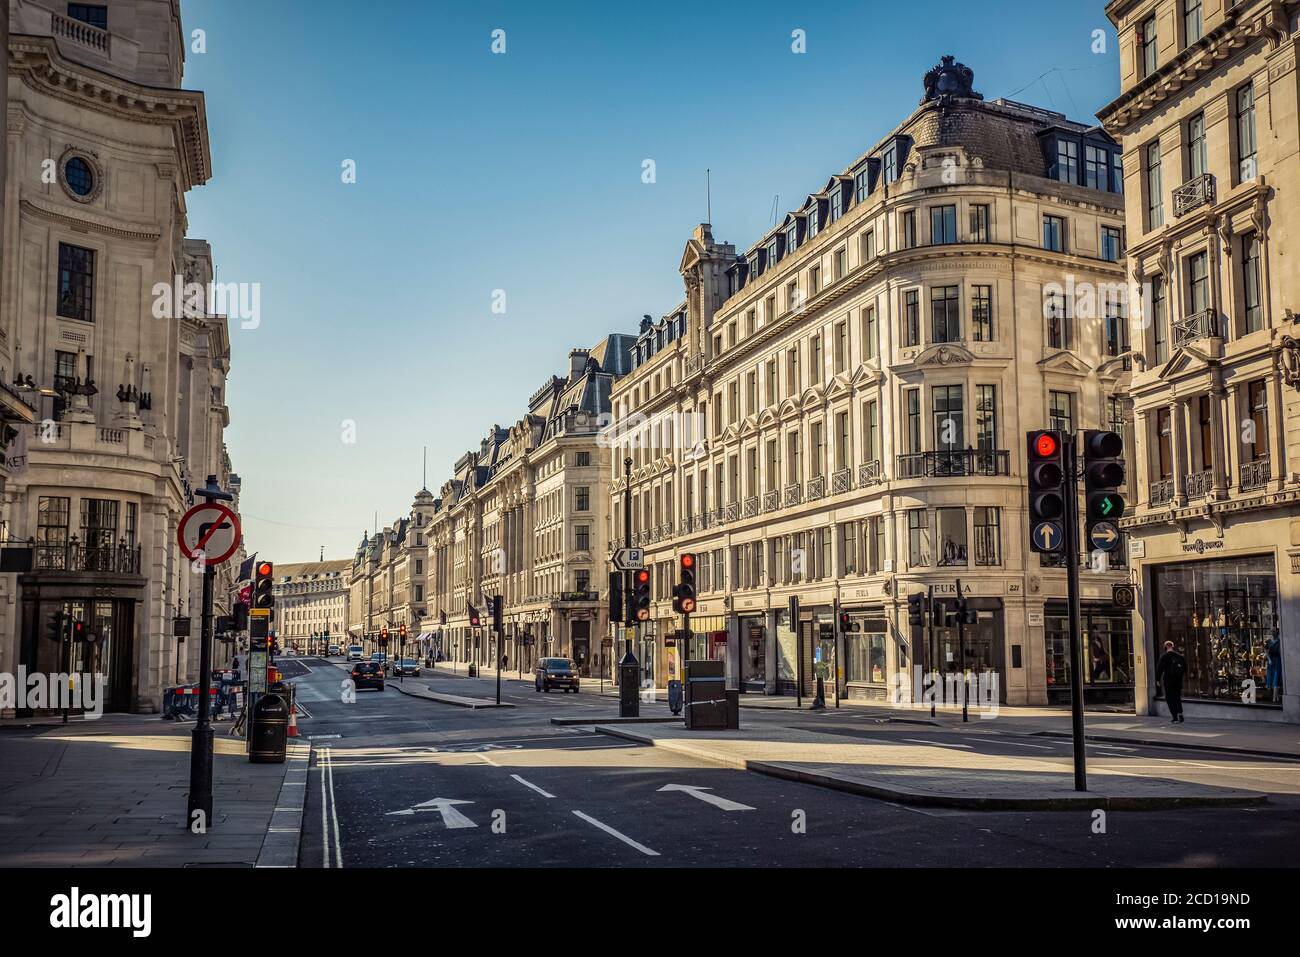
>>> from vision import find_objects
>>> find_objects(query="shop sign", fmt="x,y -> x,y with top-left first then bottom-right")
1026,612 -> 1044,627
1181,538 -> 1224,555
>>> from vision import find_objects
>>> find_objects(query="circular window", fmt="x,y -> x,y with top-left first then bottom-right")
64,157 -> 95,197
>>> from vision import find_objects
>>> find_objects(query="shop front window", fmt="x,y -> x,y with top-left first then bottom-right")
1045,609 -> 1134,694
845,616 -> 888,684
1151,555 -> 1281,704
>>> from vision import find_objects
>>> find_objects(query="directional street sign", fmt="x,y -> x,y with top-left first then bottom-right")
657,784 -> 755,812
1089,521 -> 1120,552
1031,521 -> 1063,553
177,501 -> 241,567
611,547 -> 645,571
386,798 -> 477,828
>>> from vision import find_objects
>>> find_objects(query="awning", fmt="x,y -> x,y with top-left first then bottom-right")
415,632 -> 432,643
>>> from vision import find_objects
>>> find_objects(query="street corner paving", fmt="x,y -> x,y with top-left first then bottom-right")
0,0 -> 1297,941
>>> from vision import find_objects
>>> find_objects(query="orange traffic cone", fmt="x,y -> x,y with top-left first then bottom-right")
287,705 -> 299,738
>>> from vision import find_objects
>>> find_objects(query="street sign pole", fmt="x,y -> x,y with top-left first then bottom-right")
927,586 -> 935,718
1064,435 -> 1087,792
956,578 -> 968,723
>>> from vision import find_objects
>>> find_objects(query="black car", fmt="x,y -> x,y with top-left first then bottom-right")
395,658 -> 420,677
534,657 -> 580,693
350,661 -> 385,691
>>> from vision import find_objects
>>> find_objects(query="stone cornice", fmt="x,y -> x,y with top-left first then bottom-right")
7,34 -> 211,190
20,196 -> 162,242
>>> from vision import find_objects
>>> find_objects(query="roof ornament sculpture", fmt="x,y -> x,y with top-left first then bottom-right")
922,55 -> 982,104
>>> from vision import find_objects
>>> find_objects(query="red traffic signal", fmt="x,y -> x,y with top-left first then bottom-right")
1033,432 -> 1058,458
672,553 -> 697,614
1027,430 -> 1067,552
633,568 -> 651,622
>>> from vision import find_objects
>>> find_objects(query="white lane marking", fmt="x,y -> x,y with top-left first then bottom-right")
1088,744 -> 1137,752
387,798 -> 477,828
902,738 -> 973,749
963,738 -> 1056,751
511,774 -> 556,798
657,784 -> 755,812
572,810 -> 660,857
319,748 -> 329,868
319,747 -> 343,868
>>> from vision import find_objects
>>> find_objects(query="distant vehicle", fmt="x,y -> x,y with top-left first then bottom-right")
350,661 -> 384,691
395,658 -> 420,677
328,644 -> 342,657
347,645 -> 364,661
534,657 -> 580,693
370,653 -> 391,675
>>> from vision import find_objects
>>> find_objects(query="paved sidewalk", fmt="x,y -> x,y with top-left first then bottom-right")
593,722 -> 1270,810
0,713 -> 310,867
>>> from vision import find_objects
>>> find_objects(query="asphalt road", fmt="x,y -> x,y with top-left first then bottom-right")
289,657 -> 1300,868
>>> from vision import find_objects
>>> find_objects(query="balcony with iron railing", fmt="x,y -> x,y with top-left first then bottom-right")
1240,458 -> 1271,492
1184,469 -> 1214,500
1150,478 -> 1175,506
806,475 -> 826,501
724,502 -> 740,523
33,539 -> 142,576
896,449 -> 1010,479
1173,173 -> 1215,217
743,496 -> 760,519
858,459 -> 883,486
763,489 -> 780,513
784,483 -> 803,507
1173,308 -> 1218,349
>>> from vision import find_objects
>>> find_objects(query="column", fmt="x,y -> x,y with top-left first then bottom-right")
1210,381 -> 1228,498
1172,398 -> 1190,505
1269,373 -> 1287,492
1133,409 -> 1149,504
1224,384 -> 1241,493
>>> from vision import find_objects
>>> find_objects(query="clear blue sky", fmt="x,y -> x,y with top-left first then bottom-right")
181,0 -> 1122,564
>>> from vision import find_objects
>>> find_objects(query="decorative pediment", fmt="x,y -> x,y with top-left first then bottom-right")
1157,346 -> 1212,381
850,364 -> 884,390
825,374 -> 853,400
799,386 -> 826,411
915,343 -> 975,367
721,423 -> 741,444
738,415 -> 759,437
758,408 -> 780,429
1037,350 -> 1093,376
779,398 -> 801,420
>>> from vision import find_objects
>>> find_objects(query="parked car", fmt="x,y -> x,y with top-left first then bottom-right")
395,658 -> 420,677
350,661 -> 384,691
534,657 -> 580,693
347,645 -> 364,661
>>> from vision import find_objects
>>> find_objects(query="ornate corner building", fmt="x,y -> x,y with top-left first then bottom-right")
272,560 -> 351,654
610,57 -> 1138,707
0,1 -> 242,713
1099,0 -> 1298,722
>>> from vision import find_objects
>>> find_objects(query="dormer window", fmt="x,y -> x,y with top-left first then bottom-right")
806,206 -> 820,240
882,145 -> 899,185
829,188 -> 843,223
786,223 -> 798,255
766,238 -> 779,266
854,168 -> 870,204
748,253 -> 760,277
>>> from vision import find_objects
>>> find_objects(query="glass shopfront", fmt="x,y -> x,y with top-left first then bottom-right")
1045,603 -> 1134,705
739,616 -> 766,691
845,613 -> 888,685
775,610 -> 797,695
1151,554 -> 1282,705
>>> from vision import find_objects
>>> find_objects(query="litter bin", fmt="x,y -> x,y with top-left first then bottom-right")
248,691 -> 289,763
684,660 -> 727,730
725,689 -> 740,730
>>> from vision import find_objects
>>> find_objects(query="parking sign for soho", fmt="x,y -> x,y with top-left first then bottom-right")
1181,538 -> 1225,555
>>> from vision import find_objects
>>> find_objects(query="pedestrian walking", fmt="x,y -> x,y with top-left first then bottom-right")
1154,640 -> 1187,723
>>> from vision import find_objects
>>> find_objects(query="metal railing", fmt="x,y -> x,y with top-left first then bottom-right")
896,449 -> 1010,478
743,496 -> 760,518
806,475 -> 826,501
1184,469 -> 1214,499
724,502 -> 739,523
1173,308 -> 1218,348
858,460 -> 883,486
784,482 -> 803,507
763,489 -> 780,513
1150,478 -> 1175,505
831,468 -> 852,495
1240,458 -> 1270,491
1173,173 -> 1215,217
34,541 -> 141,575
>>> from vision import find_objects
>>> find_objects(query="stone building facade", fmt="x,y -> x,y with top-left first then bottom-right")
610,57 -> 1136,706
1,0 -> 240,713
1100,0 -> 1299,722
272,559 -> 350,654
420,339 -> 632,677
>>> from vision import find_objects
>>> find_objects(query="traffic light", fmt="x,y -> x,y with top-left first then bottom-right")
1027,430 -> 1067,553
953,594 -> 978,626
932,599 -> 948,627
609,571 -> 624,622
672,553 -> 697,614
233,603 -> 248,631
907,592 -> 926,628
839,611 -> 856,633
632,569 -> 651,622
380,626 -> 389,644
45,611 -> 68,643
1082,429 -> 1126,552
488,595 -> 503,633
71,620 -> 85,642
253,561 -> 275,610
399,624 -> 408,641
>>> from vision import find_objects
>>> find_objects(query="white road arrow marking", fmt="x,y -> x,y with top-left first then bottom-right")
657,784 -> 755,812
386,798 -> 477,828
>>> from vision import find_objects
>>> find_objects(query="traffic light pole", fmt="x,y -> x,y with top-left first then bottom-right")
187,561 -> 216,827
61,612 -> 71,724
956,578 -> 968,723
927,586 -> 935,718
619,457 -> 638,718
1064,434 -> 1087,792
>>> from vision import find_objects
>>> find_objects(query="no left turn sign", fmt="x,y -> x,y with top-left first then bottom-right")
177,502 -> 242,567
